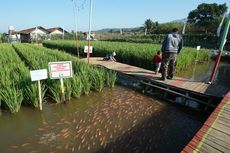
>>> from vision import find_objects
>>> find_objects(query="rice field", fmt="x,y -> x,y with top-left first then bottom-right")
43,40 -> 211,71
0,44 -> 29,113
0,44 -> 116,113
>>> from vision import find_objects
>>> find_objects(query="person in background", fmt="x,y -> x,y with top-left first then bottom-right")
161,28 -> 183,81
103,52 -> 116,61
152,51 -> 162,74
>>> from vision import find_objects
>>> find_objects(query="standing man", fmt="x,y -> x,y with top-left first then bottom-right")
161,28 -> 183,81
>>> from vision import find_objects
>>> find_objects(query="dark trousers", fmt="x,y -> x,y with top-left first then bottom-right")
161,52 -> 177,79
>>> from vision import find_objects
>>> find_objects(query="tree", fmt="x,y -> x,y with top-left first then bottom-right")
144,19 -> 158,34
1,33 -> 8,43
187,3 -> 228,33
155,22 -> 183,34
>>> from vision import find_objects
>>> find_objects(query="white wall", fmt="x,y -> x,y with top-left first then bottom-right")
30,28 -> 48,36
49,29 -> 63,35
10,34 -> 20,39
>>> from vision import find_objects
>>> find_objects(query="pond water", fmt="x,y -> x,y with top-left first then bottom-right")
177,60 -> 230,86
0,86 -> 205,153
0,61 -> 229,153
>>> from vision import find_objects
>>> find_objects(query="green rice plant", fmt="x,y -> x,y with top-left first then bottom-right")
81,72 -> 91,95
106,70 -> 117,88
24,83 -> 47,108
0,85 -> 23,113
49,82 -> 62,103
0,44 -> 30,113
64,79 -> 72,101
12,43 -> 116,104
90,68 -> 105,92
71,76 -> 82,98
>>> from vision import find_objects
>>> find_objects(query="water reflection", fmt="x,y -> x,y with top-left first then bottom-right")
0,86 -> 203,153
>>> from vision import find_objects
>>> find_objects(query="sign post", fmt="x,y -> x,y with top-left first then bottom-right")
84,46 -> 93,54
195,46 -> 201,64
38,80 -> 42,110
30,69 -> 48,111
59,74 -> 65,102
48,61 -> 73,102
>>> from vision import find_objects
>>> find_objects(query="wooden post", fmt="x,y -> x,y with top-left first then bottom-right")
38,80 -> 42,111
60,78 -> 65,102
195,46 -> 200,64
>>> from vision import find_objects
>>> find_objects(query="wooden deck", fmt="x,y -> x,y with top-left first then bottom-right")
87,57 -> 228,98
86,57 -> 230,153
182,91 -> 230,153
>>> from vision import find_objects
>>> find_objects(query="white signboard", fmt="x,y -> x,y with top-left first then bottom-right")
48,61 -> 73,79
30,69 -> 48,81
197,46 -> 201,50
84,46 -> 93,53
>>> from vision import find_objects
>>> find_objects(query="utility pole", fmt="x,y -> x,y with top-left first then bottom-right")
182,19 -> 187,35
87,0 -> 93,64
72,0 -> 80,58
62,25 -> 65,40
35,26 -> 38,43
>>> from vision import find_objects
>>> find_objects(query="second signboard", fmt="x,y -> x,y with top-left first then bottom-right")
48,61 -> 73,79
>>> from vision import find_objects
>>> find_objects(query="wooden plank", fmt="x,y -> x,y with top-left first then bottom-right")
211,115 -> 230,127
197,128 -> 230,146
191,142 -> 222,153
207,113 -> 228,124
198,84 -> 209,93
191,83 -> 206,93
205,122 -> 230,135
183,82 -> 200,91
221,106 -> 230,112
218,108 -> 230,116
213,112 -> 230,121
212,108 -> 230,118
223,103 -> 230,110
194,135 -> 230,153
191,83 -> 205,92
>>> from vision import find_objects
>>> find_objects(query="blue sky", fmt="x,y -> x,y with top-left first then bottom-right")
0,0 -> 229,32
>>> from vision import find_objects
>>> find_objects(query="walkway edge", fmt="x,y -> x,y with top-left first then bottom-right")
182,91 -> 230,153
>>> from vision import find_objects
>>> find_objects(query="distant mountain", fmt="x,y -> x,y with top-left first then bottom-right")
167,18 -> 187,23
94,18 -> 186,33
94,27 -> 144,33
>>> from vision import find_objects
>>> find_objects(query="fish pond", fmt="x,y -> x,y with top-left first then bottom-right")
0,86 -> 205,153
0,61 -> 229,153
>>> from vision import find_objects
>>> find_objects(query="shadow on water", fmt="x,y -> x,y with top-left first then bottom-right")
95,105 -> 204,153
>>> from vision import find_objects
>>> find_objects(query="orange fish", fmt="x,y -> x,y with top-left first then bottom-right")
21,143 -> 30,147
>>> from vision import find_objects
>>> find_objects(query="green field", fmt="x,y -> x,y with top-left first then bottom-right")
43,40 -> 211,71
0,44 -> 116,113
